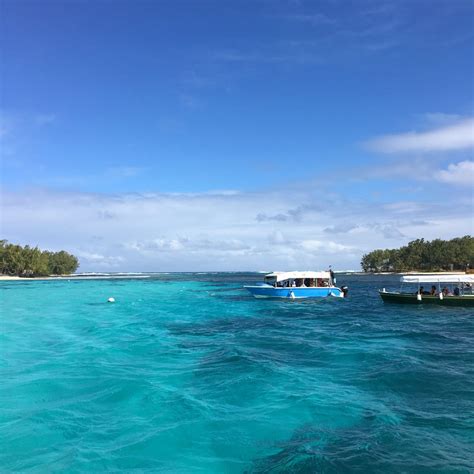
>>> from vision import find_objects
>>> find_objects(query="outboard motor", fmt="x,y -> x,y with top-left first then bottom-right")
341,286 -> 349,298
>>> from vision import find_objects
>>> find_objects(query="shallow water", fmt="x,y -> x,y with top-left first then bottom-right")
1,273 -> 473,472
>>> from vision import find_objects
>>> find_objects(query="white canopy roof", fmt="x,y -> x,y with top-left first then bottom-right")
401,274 -> 474,284
265,271 -> 331,282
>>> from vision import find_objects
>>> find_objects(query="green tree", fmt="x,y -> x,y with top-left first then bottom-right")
48,250 -> 79,275
2,244 -> 25,275
361,236 -> 474,272
0,240 -> 79,277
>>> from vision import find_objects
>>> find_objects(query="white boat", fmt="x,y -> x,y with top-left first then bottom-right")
244,271 -> 348,299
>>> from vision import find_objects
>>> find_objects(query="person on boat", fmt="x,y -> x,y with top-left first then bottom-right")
328,265 -> 336,284
442,287 -> 451,296
417,286 -> 430,295
430,285 -> 437,296
454,286 -> 460,296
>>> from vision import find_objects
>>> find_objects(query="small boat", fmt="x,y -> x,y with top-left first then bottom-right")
244,271 -> 348,299
379,274 -> 474,306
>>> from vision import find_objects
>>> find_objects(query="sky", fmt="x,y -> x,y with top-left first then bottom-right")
1,0 -> 473,271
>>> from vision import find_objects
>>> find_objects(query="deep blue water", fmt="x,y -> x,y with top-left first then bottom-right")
1,273 -> 473,473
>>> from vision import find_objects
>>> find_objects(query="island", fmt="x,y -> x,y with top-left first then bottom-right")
361,236 -> 473,273
0,240 -> 79,278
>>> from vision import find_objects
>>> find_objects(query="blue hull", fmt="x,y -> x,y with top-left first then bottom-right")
244,285 -> 343,299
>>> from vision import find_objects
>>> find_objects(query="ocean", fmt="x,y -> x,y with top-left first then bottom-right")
1,273 -> 473,472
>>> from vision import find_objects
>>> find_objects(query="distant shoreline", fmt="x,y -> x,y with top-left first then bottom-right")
0,271 -> 469,282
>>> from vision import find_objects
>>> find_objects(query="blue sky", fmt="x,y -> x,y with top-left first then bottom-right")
1,0 -> 473,271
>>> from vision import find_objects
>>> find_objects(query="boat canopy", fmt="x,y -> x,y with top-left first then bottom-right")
401,274 -> 474,284
265,271 -> 331,282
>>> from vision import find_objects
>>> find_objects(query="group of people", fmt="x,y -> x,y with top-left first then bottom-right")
278,278 -> 330,288
417,285 -> 459,297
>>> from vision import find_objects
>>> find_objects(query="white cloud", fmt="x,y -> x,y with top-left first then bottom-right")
436,160 -> 474,186
1,187 -> 471,272
76,251 -> 124,267
300,240 -> 353,252
365,118 -> 474,153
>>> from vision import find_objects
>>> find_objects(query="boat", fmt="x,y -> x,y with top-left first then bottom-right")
244,271 -> 348,299
379,274 -> 474,306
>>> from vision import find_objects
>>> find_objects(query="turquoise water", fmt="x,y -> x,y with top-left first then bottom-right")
1,273 -> 473,472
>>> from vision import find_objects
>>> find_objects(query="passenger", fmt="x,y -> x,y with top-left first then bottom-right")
417,286 -> 426,295
317,278 -> 323,287
442,287 -> 450,296
430,285 -> 437,296
454,286 -> 460,296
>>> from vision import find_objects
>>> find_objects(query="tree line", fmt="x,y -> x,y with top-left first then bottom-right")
0,240 -> 79,277
361,236 -> 474,273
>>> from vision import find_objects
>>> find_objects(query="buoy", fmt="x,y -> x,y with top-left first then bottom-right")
107,297 -> 115,303
289,291 -> 295,300
416,294 -> 422,301
439,292 -> 444,300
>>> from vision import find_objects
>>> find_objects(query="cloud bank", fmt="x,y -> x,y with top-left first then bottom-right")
1,187 -> 470,272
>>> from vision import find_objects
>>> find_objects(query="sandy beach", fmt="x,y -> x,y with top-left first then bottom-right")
0,275 -> 58,281
0,274 -> 150,281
